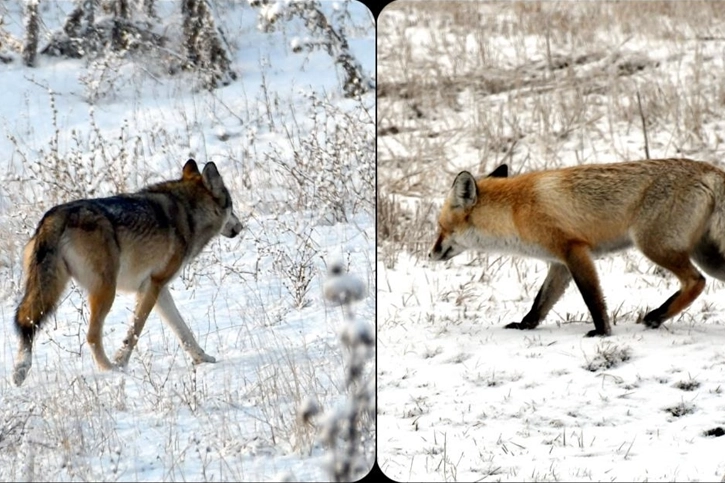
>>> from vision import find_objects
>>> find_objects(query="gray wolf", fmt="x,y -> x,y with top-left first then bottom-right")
13,159 -> 242,386
429,159 -> 725,337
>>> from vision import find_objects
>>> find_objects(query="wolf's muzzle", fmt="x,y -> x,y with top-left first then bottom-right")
222,214 -> 243,238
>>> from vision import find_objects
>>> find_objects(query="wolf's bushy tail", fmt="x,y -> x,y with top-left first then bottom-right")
14,210 -> 70,350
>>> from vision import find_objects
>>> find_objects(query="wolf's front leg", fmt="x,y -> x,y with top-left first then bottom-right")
154,287 -> 216,364
113,327 -> 139,368
113,282 -> 161,367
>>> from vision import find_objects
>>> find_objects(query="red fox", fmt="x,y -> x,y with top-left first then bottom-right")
429,159 -> 725,337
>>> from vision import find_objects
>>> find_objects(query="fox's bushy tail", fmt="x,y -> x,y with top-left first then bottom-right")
14,210 -> 70,351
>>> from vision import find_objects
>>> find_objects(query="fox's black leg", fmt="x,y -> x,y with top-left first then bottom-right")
505,263 -> 571,330
564,244 -> 611,337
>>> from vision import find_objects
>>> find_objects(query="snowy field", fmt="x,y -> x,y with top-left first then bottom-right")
0,1 -> 374,481
378,2 -> 725,481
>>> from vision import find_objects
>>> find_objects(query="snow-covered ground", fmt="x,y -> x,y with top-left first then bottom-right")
0,1 -> 374,481
378,2 -> 725,481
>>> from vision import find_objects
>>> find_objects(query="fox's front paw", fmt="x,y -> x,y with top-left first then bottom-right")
642,310 -> 665,328
584,328 -> 611,337
504,321 -> 536,330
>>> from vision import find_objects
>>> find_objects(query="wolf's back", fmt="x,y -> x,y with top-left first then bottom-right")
15,208 -> 71,345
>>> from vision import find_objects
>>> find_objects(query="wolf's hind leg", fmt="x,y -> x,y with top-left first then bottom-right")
87,285 -> 117,371
154,287 -> 216,364
13,335 -> 34,387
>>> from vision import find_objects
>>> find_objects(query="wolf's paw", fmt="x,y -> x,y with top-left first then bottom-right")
12,363 -> 30,387
13,351 -> 32,386
110,361 -> 129,372
193,353 -> 216,364
112,349 -> 132,369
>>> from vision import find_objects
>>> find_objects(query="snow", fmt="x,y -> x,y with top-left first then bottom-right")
0,1 -> 374,481
378,3 -> 725,482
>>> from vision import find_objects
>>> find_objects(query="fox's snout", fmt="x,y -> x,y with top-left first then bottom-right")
429,235 -> 455,261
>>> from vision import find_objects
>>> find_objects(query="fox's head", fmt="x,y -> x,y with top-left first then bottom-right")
429,164 -> 508,261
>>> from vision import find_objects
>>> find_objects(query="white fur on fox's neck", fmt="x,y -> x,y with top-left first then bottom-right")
457,227 -> 558,261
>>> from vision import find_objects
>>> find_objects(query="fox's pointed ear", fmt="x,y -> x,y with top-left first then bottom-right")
183,159 -> 201,179
487,164 -> 508,178
450,171 -> 478,209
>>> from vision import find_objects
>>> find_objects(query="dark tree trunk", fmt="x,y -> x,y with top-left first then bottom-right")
23,0 -> 40,67
111,0 -> 130,51
31,0 -> 232,90
143,0 -> 157,19
82,0 -> 101,58
181,0 -> 236,89
182,0 -> 203,67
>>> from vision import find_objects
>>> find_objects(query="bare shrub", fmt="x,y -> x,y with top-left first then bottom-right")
6,89 -> 146,210
267,91 -> 374,224
301,261 -> 375,481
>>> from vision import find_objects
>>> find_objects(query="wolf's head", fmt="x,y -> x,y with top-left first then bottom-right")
183,159 -> 243,238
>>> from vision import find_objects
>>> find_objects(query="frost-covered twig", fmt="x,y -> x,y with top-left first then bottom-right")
0,14 -> 21,63
323,260 -> 366,320
303,259 -> 374,481
250,0 -> 373,98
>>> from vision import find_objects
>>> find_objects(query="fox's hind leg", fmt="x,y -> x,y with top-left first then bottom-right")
154,287 -> 216,364
639,249 -> 706,328
636,184 -> 721,328
635,207 -> 710,328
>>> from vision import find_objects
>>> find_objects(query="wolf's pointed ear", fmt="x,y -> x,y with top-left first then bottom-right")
183,159 -> 201,179
202,162 -> 224,194
450,171 -> 478,209
487,164 -> 508,178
